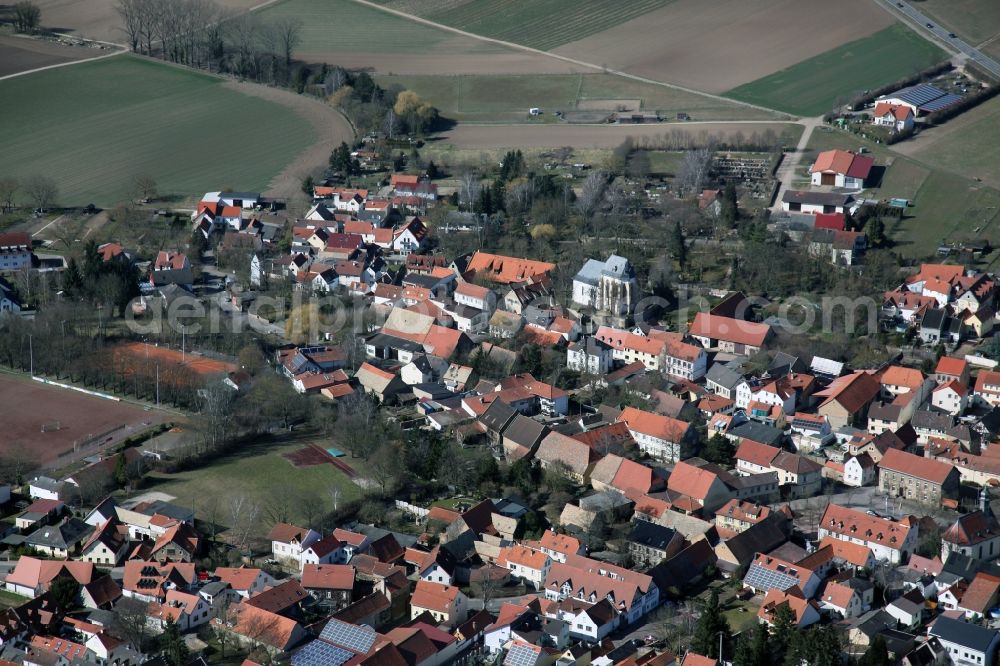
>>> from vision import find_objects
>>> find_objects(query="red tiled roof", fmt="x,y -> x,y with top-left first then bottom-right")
811,149 -> 874,179
817,536 -> 873,567
667,460 -> 720,501
688,313 -> 770,347
874,102 -> 913,121
410,580 -> 460,613
267,523 -> 312,544
595,326 -> 665,357
820,504 -> 911,550
618,407 -> 689,443
816,371 -> 880,413
879,448 -> 956,485
463,251 -> 555,284
813,213 -> 846,231
735,439 -> 780,467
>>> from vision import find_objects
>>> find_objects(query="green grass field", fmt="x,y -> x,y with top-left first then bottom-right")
374,0 -> 672,51
257,0 -> 507,55
143,437 -> 363,537
377,73 -> 782,123
725,24 -> 946,116
907,97 -> 1000,188
0,55 -> 317,206
911,0 -> 1000,44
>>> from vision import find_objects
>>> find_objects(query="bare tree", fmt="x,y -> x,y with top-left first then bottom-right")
272,16 -> 302,67
22,174 -> 58,213
576,170 -> 606,219
226,12 -> 260,80
113,597 -> 151,651
13,1 -> 41,34
132,173 -> 158,203
459,170 -> 482,210
115,0 -> 144,51
676,147 -> 714,194
0,177 -> 18,213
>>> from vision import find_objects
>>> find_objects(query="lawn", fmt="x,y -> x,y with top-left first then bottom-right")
906,97 -> 1000,189
376,72 -> 782,124
725,23 -> 946,116
142,436 -> 363,537
374,0 -> 674,51
0,55 -> 316,206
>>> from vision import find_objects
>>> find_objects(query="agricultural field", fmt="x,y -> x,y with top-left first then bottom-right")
256,0 -> 580,75
0,55 -> 330,206
552,0 -> 896,93
143,435 -> 364,537
805,127 -> 1000,258
726,24 -> 946,116
32,0 -> 262,44
0,372 -> 168,467
892,96 -> 1000,189
377,73 -> 782,124
374,0 -> 672,51
0,34 -> 112,78
908,0 -> 1000,45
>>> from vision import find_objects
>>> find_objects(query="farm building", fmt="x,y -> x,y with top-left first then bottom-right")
809,150 -> 874,189
872,103 -> 914,132
782,191 -> 857,215
876,84 -> 962,118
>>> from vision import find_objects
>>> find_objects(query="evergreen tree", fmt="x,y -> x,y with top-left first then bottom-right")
426,160 -> 441,180
859,634 -> 890,666
691,589 -> 732,660
161,616 -> 190,666
720,181 -> 738,228
113,452 -> 128,487
769,603 -> 796,663
670,221 -> 688,271
734,622 -> 770,666
81,238 -> 102,281
868,216 -> 887,248
702,433 -> 736,466
62,257 -> 83,297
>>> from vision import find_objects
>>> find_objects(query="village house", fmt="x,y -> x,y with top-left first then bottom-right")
409,580 -> 468,628
301,564 -> 354,610
567,336 -> 615,375
618,406 -> 695,462
687,313 -> 772,355
816,371 -> 881,429
714,499 -> 773,534
150,251 -> 192,286
0,231 -> 34,271
781,190 -> 856,215
498,545 -> 551,590
628,522 -> 684,568
878,448 -> 959,505
872,102 -> 915,131
929,616 -> 1000,666
809,149 -> 874,189
817,504 -> 916,563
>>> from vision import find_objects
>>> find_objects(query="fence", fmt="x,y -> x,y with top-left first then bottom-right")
32,376 -> 120,401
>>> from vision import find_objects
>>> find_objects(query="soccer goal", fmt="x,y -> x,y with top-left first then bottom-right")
40,421 -> 61,433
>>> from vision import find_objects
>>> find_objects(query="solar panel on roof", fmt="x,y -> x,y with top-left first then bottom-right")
506,643 -> 540,666
919,94 -> 963,112
893,84 -> 948,106
744,563 -> 798,592
318,619 -> 377,654
291,640 -> 354,666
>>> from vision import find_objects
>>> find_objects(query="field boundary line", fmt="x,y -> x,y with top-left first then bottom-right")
32,376 -> 120,402
340,0 -> 794,120
0,48 -> 124,82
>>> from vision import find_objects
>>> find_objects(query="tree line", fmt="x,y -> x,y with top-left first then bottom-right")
115,0 -> 304,85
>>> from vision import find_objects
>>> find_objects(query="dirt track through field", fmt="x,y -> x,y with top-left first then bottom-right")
434,121 -> 801,149
220,80 -> 356,201
553,0 -> 896,93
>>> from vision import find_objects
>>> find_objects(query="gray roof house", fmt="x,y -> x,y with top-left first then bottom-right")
929,616 -> 1000,665
26,518 -> 94,556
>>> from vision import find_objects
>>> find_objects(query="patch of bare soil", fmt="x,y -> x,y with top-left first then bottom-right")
553,0 -> 895,93
0,34 -> 111,77
221,80 -> 354,203
34,0 -> 263,44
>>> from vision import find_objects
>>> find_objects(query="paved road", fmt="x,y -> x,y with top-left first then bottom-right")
770,116 -> 824,212
878,0 -> 1000,79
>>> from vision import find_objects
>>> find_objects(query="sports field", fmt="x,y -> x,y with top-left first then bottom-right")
256,0 -> 580,75
144,435 -> 364,537
377,73 -> 782,124
374,0 -> 672,51
0,373 -> 167,466
0,55 -> 319,206
725,24 -> 946,116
